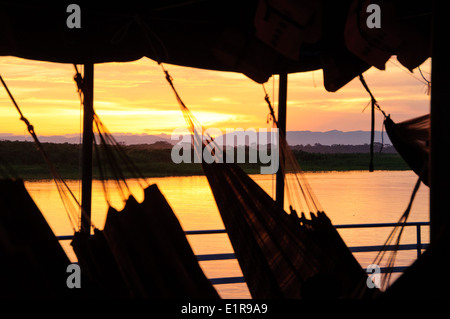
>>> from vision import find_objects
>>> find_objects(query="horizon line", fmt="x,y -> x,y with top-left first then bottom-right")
0,129 -> 389,137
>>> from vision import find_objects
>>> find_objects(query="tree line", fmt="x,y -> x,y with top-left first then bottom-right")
0,140 -> 408,179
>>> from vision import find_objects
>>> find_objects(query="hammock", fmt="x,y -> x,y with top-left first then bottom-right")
358,74 -> 429,181
203,162 -> 375,298
357,79 -> 444,292
1,73 -> 218,299
71,114 -> 219,299
0,178 -> 79,298
72,184 -> 219,298
382,114 -> 450,299
164,68 -> 378,299
384,114 -> 429,186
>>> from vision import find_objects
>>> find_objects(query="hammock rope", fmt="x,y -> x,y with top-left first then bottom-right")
69,66 -> 218,298
92,113 -> 151,206
357,75 -> 428,290
373,175 -> 422,290
262,83 -> 322,214
161,66 -> 377,299
0,74 -> 83,231
162,65 -> 427,295
358,74 -> 388,172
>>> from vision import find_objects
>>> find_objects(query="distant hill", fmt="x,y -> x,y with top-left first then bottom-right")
291,143 -> 397,154
0,133 -> 174,145
0,129 -> 391,146
217,130 -> 390,147
286,130 -> 390,146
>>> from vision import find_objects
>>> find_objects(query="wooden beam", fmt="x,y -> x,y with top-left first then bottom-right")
276,73 -> 287,209
80,63 -> 94,234
429,2 -> 450,244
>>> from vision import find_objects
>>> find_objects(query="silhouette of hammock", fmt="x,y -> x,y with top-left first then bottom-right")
377,113 -> 450,298
2,67 -> 433,298
356,76 -> 430,291
0,179 -> 79,299
72,184 -> 219,298
384,114 -> 429,186
381,114 -> 450,299
0,74 -> 219,299
71,110 -> 220,298
163,68 -> 378,299
356,78 -> 450,298
71,115 -> 219,298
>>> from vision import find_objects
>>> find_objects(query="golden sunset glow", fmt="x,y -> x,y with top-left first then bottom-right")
0,56 -> 431,137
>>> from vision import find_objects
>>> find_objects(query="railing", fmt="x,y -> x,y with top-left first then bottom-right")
185,221 -> 430,285
58,221 -> 430,286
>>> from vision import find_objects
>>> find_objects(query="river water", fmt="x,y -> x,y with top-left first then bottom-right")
24,170 -> 429,298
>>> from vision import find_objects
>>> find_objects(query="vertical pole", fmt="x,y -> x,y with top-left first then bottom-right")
276,73 -> 287,209
429,1 -> 450,245
369,100 -> 375,172
416,224 -> 422,258
80,63 -> 94,235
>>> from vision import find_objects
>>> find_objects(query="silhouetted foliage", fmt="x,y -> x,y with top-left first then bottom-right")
0,140 -> 409,180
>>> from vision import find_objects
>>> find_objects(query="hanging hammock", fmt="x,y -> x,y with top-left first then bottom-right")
1,72 -> 218,299
0,178 -> 80,298
384,114 -> 429,186
358,73 -> 429,182
380,115 -> 450,299
71,113 -> 219,299
0,75 -> 92,298
163,68 -> 378,299
202,161 -> 376,298
357,76 -> 450,297
72,183 -> 219,298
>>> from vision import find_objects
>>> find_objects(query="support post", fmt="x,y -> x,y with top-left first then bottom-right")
429,2 -> 450,245
416,224 -> 422,258
276,73 -> 287,209
80,63 -> 94,234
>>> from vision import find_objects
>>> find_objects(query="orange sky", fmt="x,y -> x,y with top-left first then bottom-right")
0,56 -> 431,137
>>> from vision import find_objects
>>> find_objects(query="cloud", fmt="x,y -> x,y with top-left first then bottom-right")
209,97 -> 238,104
0,56 -> 432,136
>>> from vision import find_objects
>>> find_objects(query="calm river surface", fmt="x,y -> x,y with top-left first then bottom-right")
24,170 -> 429,298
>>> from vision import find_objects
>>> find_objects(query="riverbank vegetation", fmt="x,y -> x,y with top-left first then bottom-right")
0,140 -> 409,180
